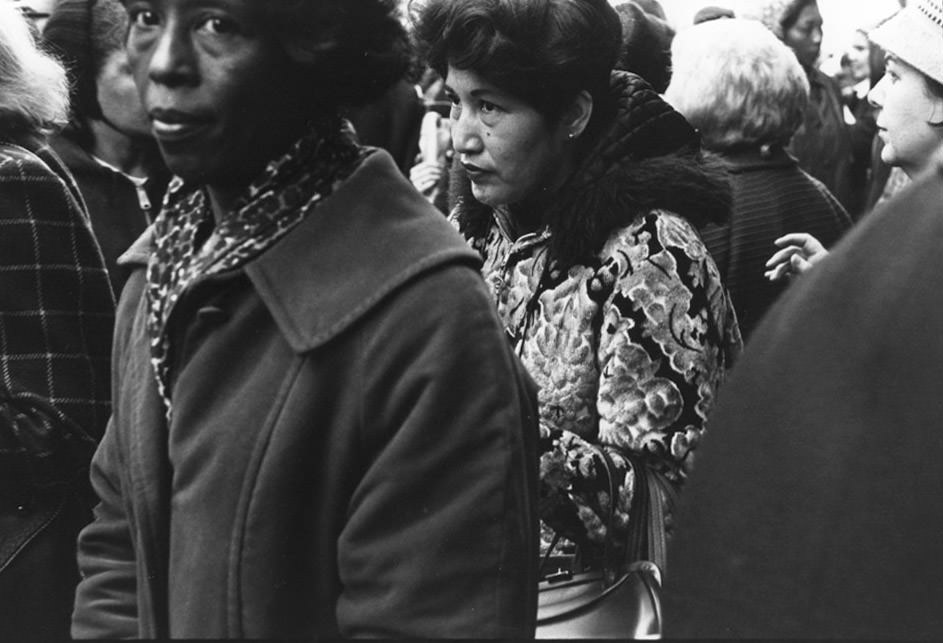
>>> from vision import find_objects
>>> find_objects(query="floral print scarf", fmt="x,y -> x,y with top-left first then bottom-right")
146,119 -> 369,420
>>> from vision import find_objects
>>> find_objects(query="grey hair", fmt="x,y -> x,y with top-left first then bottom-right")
0,2 -> 69,133
665,18 -> 809,151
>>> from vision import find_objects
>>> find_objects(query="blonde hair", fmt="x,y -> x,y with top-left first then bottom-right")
665,18 -> 809,152
0,2 -> 69,133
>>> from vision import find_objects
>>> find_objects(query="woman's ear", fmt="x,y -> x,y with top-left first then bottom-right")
930,94 -> 943,127
563,90 -> 594,140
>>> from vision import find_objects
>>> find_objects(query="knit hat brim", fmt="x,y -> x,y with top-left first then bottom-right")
869,2 -> 943,87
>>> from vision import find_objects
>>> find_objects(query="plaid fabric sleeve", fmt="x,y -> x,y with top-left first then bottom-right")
0,142 -> 115,473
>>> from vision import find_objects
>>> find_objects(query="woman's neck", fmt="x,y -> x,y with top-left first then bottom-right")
88,118 -> 149,178
205,184 -> 245,225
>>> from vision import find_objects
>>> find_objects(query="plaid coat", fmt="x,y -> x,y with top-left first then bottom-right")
0,132 -> 115,640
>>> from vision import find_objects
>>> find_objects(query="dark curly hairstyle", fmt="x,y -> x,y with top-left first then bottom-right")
409,0 -> 622,126
259,0 -> 413,109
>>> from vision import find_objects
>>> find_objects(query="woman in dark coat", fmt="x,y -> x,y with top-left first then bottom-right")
411,0 -> 741,598
70,0 -> 539,638
0,5 -> 114,640
747,0 -> 858,215
664,17 -> 851,340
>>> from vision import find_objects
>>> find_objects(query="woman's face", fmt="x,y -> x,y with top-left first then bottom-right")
846,31 -> 870,83
124,0 -> 309,188
783,3 -> 823,69
869,55 -> 943,176
96,48 -> 152,137
445,65 -> 571,208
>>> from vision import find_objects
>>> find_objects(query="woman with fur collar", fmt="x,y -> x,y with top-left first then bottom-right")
411,0 -> 741,582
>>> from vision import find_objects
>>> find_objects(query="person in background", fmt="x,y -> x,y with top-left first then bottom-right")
11,0 -> 57,32
631,0 -> 668,21
0,4 -> 114,640
746,0 -> 858,217
693,5 -> 735,24
411,0 -> 740,589
613,1 -> 675,94
664,18 -> 851,340
664,5 -> 943,636
765,0 -> 943,279
839,25 -> 884,221
408,66 -> 452,213
345,76 -> 425,175
43,0 -> 170,296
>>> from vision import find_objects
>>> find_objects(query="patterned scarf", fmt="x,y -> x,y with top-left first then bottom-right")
146,119 -> 369,421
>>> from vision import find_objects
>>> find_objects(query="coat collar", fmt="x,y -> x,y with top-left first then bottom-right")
720,145 -> 798,174
119,151 -> 480,353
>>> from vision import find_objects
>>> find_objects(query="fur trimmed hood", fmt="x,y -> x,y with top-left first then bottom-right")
451,71 -> 732,267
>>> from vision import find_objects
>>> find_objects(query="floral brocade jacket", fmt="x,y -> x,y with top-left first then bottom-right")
470,206 -> 741,555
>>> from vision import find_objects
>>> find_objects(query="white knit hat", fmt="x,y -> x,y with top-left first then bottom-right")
869,0 -> 943,87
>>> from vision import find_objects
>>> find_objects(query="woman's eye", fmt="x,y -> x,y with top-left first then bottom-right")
198,16 -> 240,36
480,100 -> 498,114
129,9 -> 159,28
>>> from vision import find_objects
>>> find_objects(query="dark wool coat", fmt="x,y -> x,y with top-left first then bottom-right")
789,67 -> 857,215
0,133 -> 114,641
700,146 -> 852,340
51,133 -> 169,296
71,151 -> 539,638
664,158 -> 943,638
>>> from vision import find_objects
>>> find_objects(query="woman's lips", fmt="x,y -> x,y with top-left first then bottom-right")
462,162 -> 489,179
149,109 -> 213,142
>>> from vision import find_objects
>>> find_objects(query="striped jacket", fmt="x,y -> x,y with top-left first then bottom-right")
700,146 -> 852,340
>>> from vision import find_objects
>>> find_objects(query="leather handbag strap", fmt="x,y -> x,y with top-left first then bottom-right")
599,447 -> 674,580
541,445 -> 675,585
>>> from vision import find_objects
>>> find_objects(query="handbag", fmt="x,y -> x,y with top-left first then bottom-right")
536,447 -> 673,639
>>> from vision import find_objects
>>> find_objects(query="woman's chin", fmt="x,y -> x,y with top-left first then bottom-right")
470,183 -> 508,208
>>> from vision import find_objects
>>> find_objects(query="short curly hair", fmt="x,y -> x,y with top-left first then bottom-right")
665,18 -> 809,151
259,0 -> 413,109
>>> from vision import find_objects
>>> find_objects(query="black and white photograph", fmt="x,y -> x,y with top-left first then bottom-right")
0,0 -> 940,639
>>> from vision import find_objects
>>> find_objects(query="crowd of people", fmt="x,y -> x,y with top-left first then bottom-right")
0,0 -> 940,639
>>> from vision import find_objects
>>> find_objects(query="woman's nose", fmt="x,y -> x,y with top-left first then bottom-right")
146,22 -> 197,87
868,77 -> 886,109
450,110 -> 482,156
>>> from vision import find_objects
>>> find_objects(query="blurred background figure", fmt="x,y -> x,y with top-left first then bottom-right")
613,0 -> 676,94
765,0 -> 943,278
408,66 -> 452,213
693,4 -> 735,23
665,17 -> 851,341
345,75 -> 425,175
42,0 -> 170,296
664,2 -> 943,636
743,0 -> 859,216
0,3 -> 113,640
10,0 -> 57,32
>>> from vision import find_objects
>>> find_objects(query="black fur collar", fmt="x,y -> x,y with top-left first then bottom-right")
450,71 -> 731,267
